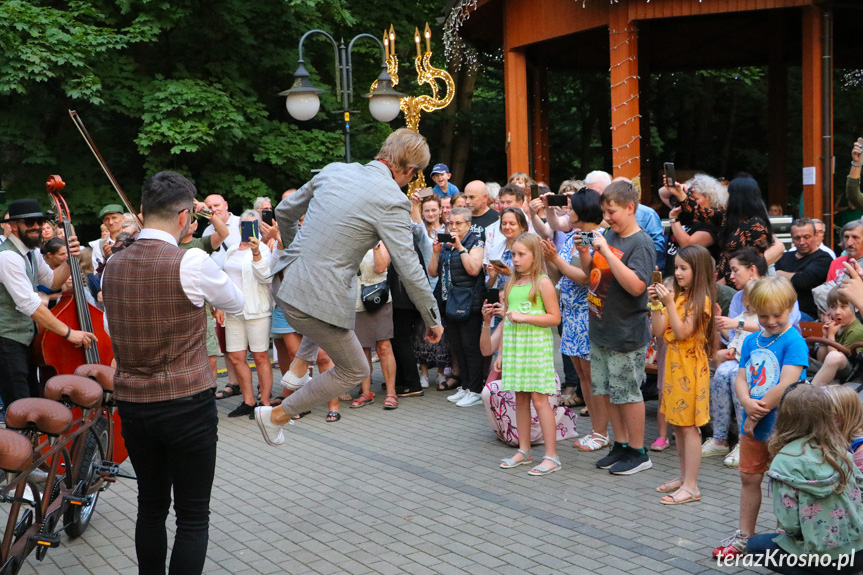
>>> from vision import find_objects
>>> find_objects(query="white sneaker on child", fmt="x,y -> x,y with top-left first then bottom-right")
701,437 -> 730,457
420,374 -> 429,388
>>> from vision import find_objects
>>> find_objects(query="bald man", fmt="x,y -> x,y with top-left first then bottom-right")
463,180 -> 499,242
202,194 -> 241,268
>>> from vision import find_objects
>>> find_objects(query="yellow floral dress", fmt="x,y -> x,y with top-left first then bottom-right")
660,294 -> 710,427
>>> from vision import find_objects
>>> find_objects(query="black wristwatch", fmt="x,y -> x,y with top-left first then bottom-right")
737,320 -> 745,330
459,249 -> 468,255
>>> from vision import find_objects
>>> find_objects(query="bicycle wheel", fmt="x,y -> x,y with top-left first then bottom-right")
63,416 -> 109,538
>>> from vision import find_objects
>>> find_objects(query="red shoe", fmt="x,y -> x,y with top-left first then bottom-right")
712,530 -> 751,558
350,393 -> 374,408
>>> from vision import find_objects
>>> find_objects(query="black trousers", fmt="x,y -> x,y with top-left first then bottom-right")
446,311 -> 485,394
0,336 -> 37,407
392,307 -> 422,393
117,389 -> 218,575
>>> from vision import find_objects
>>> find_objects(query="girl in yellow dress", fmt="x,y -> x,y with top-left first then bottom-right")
647,245 -> 716,505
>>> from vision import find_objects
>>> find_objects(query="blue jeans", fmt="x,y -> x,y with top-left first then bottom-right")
117,389 -> 218,575
747,534 -> 861,575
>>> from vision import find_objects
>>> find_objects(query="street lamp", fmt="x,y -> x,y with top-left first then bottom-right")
280,30 -> 404,163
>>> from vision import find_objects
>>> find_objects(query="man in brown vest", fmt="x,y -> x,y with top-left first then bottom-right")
102,172 -> 243,575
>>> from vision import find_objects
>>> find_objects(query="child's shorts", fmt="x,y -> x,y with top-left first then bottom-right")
590,343 -> 646,405
738,434 -> 770,474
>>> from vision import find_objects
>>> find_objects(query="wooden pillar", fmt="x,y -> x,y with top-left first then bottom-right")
530,66 -> 550,185
504,48 -> 530,177
801,5 -> 823,220
768,10 -> 788,212
609,2 -> 641,180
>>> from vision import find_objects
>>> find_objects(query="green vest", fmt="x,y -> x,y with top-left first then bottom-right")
0,239 -> 39,345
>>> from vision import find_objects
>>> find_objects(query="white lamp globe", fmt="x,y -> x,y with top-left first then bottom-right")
368,94 -> 402,123
286,92 -> 321,122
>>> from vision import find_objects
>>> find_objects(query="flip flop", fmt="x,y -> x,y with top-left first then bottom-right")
437,376 -> 461,391
660,486 -> 701,505
326,411 -> 341,422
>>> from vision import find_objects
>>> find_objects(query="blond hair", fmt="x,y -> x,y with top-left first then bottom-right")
503,233 -> 546,306
748,276 -> 797,315
375,128 -> 430,173
826,385 -> 863,443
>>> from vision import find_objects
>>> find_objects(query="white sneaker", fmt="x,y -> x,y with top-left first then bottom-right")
701,437 -> 730,457
456,391 -> 483,407
420,374 -> 429,388
724,444 -> 740,468
447,388 -> 468,403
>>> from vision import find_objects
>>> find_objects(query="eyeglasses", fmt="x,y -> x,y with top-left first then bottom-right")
22,218 -> 45,228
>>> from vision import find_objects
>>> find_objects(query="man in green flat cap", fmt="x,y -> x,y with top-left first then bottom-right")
90,203 -> 125,269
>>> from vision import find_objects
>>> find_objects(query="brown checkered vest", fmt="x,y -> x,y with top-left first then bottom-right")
102,239 -> 213,402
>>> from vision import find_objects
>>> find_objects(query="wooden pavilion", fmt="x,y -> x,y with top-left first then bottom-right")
453,0 -> 863,230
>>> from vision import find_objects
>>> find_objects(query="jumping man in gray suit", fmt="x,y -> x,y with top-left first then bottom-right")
255,129 -> 444,446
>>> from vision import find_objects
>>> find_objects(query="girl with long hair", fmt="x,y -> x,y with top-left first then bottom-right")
648,244 -> 716,504
746,385 -> 863,573
496,233 -> 562,475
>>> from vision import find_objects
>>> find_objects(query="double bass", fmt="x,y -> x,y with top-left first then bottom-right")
32,175 -> 127,464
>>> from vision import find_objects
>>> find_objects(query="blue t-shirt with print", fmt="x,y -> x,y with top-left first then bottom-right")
433,182 -> 459,198
738,328 -> 809,441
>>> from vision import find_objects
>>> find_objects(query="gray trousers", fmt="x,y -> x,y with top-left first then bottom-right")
278,301 -> 370,417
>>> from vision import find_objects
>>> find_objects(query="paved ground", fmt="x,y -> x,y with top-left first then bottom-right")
22,353 -> 773,575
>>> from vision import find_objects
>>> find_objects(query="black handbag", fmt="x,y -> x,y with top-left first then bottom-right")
361,281 -> 389,312
445,284 -> 475,322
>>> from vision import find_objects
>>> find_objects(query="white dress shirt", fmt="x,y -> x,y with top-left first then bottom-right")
0,234 -> 55,317
203,213 -> 241,268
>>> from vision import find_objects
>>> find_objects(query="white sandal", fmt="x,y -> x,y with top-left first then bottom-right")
500,449 -> 533,469
528,456 -> 561,476
575,432 -> 610,452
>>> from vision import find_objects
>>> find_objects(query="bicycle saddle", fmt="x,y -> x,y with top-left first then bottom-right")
73,364 -> 115,392
5,399 -> 73,437
44,375 -> 103,410
0,430 -> 33,472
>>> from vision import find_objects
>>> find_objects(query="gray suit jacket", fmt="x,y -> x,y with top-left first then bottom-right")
272,160 -> 440,331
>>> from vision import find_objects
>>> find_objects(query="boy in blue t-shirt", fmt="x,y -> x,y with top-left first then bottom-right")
713,276 -> 808,558
430,164 -> 459,198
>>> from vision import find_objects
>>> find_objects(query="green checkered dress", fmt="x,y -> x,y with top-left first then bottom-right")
500,280 -> 556,394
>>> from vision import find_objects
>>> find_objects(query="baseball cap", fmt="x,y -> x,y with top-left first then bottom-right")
430,163 -> 449,175
98,204 -> 124,219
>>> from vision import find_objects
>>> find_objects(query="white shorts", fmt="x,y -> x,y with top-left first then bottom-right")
225,315 -> 272,353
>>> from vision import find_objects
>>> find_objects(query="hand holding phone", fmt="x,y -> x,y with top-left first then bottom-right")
579,231 -> 595,247
652,271 -> 663,285
261,209 -> 274,226
437,232 -> 455,244
547,194 -> 568,207
241,220 -> 259,243
530,183 -> 539,201
664,162 -> 676,189
486,288 -> 500,305
489,259 -> 505,268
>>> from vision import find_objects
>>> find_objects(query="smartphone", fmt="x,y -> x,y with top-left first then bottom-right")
530,183 -> 539,201
437,232 -> 455,244
261,208 -> 274,226
241,220 -> 259,243
664,162 -> 676,188
547,194 -> 569,207
486,288 -> 500,305
652,271 -> 663,285
857,137 -> 863,147
579,231 -> 594,247
489,259 -> 505,267
417,187 -> 435,199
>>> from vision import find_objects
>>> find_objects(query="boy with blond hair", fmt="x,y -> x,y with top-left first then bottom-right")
713,276 -> 809,558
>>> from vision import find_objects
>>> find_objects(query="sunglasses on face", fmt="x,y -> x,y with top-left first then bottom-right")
22,218 -> 45,228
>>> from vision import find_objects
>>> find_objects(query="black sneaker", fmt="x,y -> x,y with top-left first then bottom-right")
228,402 -> 255,418
596,442 -> 627,469
609,448 -> 653,475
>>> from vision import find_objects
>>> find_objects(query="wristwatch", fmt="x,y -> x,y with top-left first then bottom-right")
669,218 -> 678,223
737,320 -> 745,330
459,249 -> 468,255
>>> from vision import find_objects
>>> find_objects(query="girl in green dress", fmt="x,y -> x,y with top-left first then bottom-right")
496,234 -> 562,475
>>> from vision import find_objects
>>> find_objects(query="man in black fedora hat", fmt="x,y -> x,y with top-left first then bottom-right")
0,198 -> 97,411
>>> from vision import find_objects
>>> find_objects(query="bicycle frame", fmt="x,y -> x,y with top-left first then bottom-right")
0,394 -> 116,574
